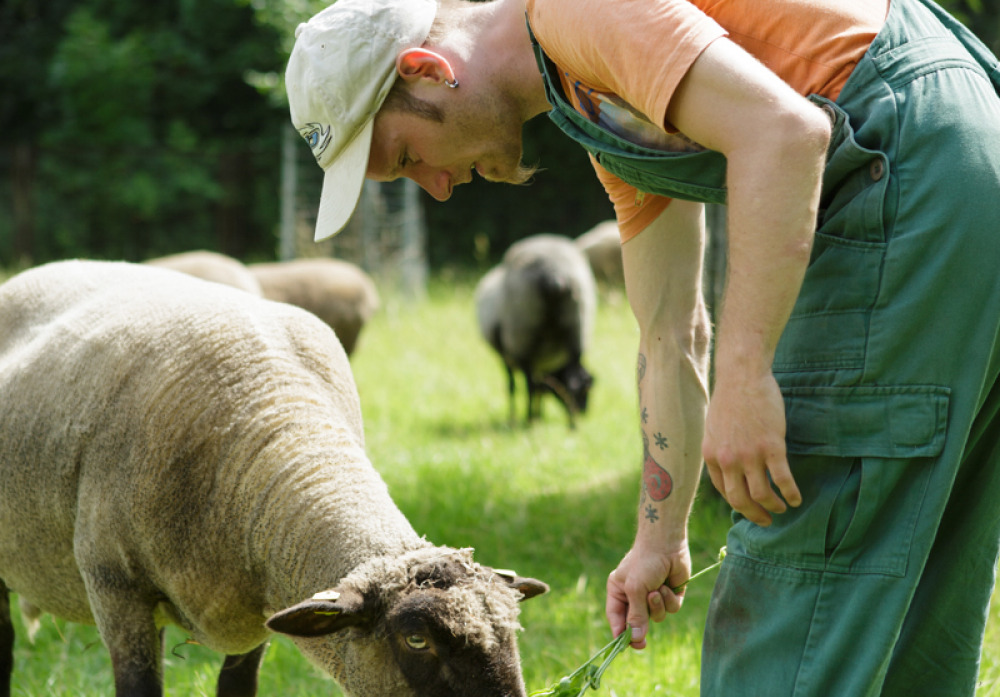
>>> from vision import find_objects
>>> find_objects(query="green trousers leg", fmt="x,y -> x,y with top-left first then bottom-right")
702,0 -> 1000,694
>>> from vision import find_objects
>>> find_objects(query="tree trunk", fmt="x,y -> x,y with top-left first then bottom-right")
216,150 -> 250,259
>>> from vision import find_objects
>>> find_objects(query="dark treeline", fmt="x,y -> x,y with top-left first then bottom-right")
1,0 -> 994,271
1,0 -> 287,265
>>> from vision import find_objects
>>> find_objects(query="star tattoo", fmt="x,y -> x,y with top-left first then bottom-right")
641,407 -> 648,424
654,432 -> 669,450
644,505 -> 659,523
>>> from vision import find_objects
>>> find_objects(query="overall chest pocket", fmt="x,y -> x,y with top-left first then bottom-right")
773,97 -> 892,375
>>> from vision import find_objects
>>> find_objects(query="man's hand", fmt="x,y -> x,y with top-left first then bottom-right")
702,371 -> 801,525
606,543 -> 692,649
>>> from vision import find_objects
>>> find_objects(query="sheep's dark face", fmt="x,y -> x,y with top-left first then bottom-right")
385,588 -> 527,697
265,549 -> 548,697
547,362 -> 594,414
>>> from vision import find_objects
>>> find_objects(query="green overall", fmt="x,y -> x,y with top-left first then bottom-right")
530,0 -> 1000,694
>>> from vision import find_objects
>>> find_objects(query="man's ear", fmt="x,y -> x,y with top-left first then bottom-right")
396,48 -> 457,86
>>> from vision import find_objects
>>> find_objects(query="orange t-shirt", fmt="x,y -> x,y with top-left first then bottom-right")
526,0 -> 889,241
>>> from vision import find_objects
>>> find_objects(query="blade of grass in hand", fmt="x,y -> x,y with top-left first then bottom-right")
528,630 -> 632,697
529,547 -> 727,696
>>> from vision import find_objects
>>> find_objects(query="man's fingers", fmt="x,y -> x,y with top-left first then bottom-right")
747,467 -> 787,514
608,569 -> 652,648
722,472 -> 774,526
657,584 -> 684,613
737,499 -> 774,526
605,595 -> 628,639
709,451 -> 801,524
646,584 -> 683,622
705,462 -> 726,498
628,624 -> 648,649
769,457 -> 802,507
647,589 -> 667,623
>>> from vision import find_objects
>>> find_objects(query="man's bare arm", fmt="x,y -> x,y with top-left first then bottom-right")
668,37 -> 830,524
607,199 -> 710,648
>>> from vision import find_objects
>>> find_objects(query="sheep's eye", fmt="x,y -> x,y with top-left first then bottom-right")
405,634 -> 429,651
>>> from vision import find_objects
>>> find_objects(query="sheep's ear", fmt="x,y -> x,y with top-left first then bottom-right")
265,589 -> 370,637
493,569 -> 550,601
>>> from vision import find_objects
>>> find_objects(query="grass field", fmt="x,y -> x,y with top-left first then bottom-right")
3,271 -> 1000,695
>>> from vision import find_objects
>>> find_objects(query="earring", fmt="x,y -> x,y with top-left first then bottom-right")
445,78 -> 459,89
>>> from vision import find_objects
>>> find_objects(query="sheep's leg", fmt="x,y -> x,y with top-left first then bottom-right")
84,579 -> 164,697
0,579 -> 12,697
521,363 -> 539,423
505,362 -> 517,425
217,644 -> 267,697
104,623 -> 163,697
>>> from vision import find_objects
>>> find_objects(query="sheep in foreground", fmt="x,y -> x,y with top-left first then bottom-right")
0,260 -> 547,697
475,234 -> 597,428
250,258 -> 380,357
145,249 -> 263,295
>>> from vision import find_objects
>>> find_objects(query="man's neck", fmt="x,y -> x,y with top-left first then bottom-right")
459,0 -> 551,121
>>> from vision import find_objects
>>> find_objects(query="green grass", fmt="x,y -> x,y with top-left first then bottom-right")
4,274 -> 1000,695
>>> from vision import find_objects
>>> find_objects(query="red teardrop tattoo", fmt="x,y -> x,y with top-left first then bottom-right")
644,453 -> 673,501
642,431 -> 672,501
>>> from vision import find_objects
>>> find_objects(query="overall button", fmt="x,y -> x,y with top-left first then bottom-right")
869,159 -> 885,181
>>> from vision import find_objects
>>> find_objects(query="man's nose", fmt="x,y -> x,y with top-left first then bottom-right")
405,165 -> 444,201
412,165 -> 470,201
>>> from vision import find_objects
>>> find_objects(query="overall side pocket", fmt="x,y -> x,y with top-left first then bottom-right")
735,385 -> 950,577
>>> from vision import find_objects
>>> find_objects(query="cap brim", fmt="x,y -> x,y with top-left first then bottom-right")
314,118 -> 375,241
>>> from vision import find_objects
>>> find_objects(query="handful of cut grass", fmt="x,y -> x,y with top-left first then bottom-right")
529,547 -> 727,697
528,629 -> 632,697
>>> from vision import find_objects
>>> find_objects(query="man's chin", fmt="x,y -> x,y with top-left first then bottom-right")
484,161 -> 537,186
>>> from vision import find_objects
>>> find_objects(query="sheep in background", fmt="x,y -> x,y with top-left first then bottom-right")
145,249 -> 263,295
249,258 -> 379,357
476,234 -> 597,428
574,220 -> 624,287
0,260 -> 547,697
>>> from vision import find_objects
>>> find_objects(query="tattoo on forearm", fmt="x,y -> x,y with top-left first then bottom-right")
637,353 -> 673,514
638,354 -> 649,424
642,431 -> 673,502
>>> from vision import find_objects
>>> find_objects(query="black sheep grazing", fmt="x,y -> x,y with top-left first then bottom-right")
476,234 -> 597,428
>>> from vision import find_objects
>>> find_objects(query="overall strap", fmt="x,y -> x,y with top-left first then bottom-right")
525,14 -> 729,204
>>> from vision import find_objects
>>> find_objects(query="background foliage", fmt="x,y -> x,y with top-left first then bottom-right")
0,0 -> 613,270
5,0 -> 993,270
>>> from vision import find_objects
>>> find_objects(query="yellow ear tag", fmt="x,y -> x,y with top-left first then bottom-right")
311,590 -> 342,615
493,569 -> 517,579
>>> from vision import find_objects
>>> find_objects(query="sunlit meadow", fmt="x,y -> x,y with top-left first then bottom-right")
2,269 -> 998,695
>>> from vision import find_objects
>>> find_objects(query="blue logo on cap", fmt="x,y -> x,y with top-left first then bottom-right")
298,123 -> 332,161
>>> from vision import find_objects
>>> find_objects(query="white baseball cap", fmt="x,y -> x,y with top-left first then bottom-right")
286,0 -> 438,241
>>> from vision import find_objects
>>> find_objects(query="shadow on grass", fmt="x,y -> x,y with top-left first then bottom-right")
422,412 -> 584,440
